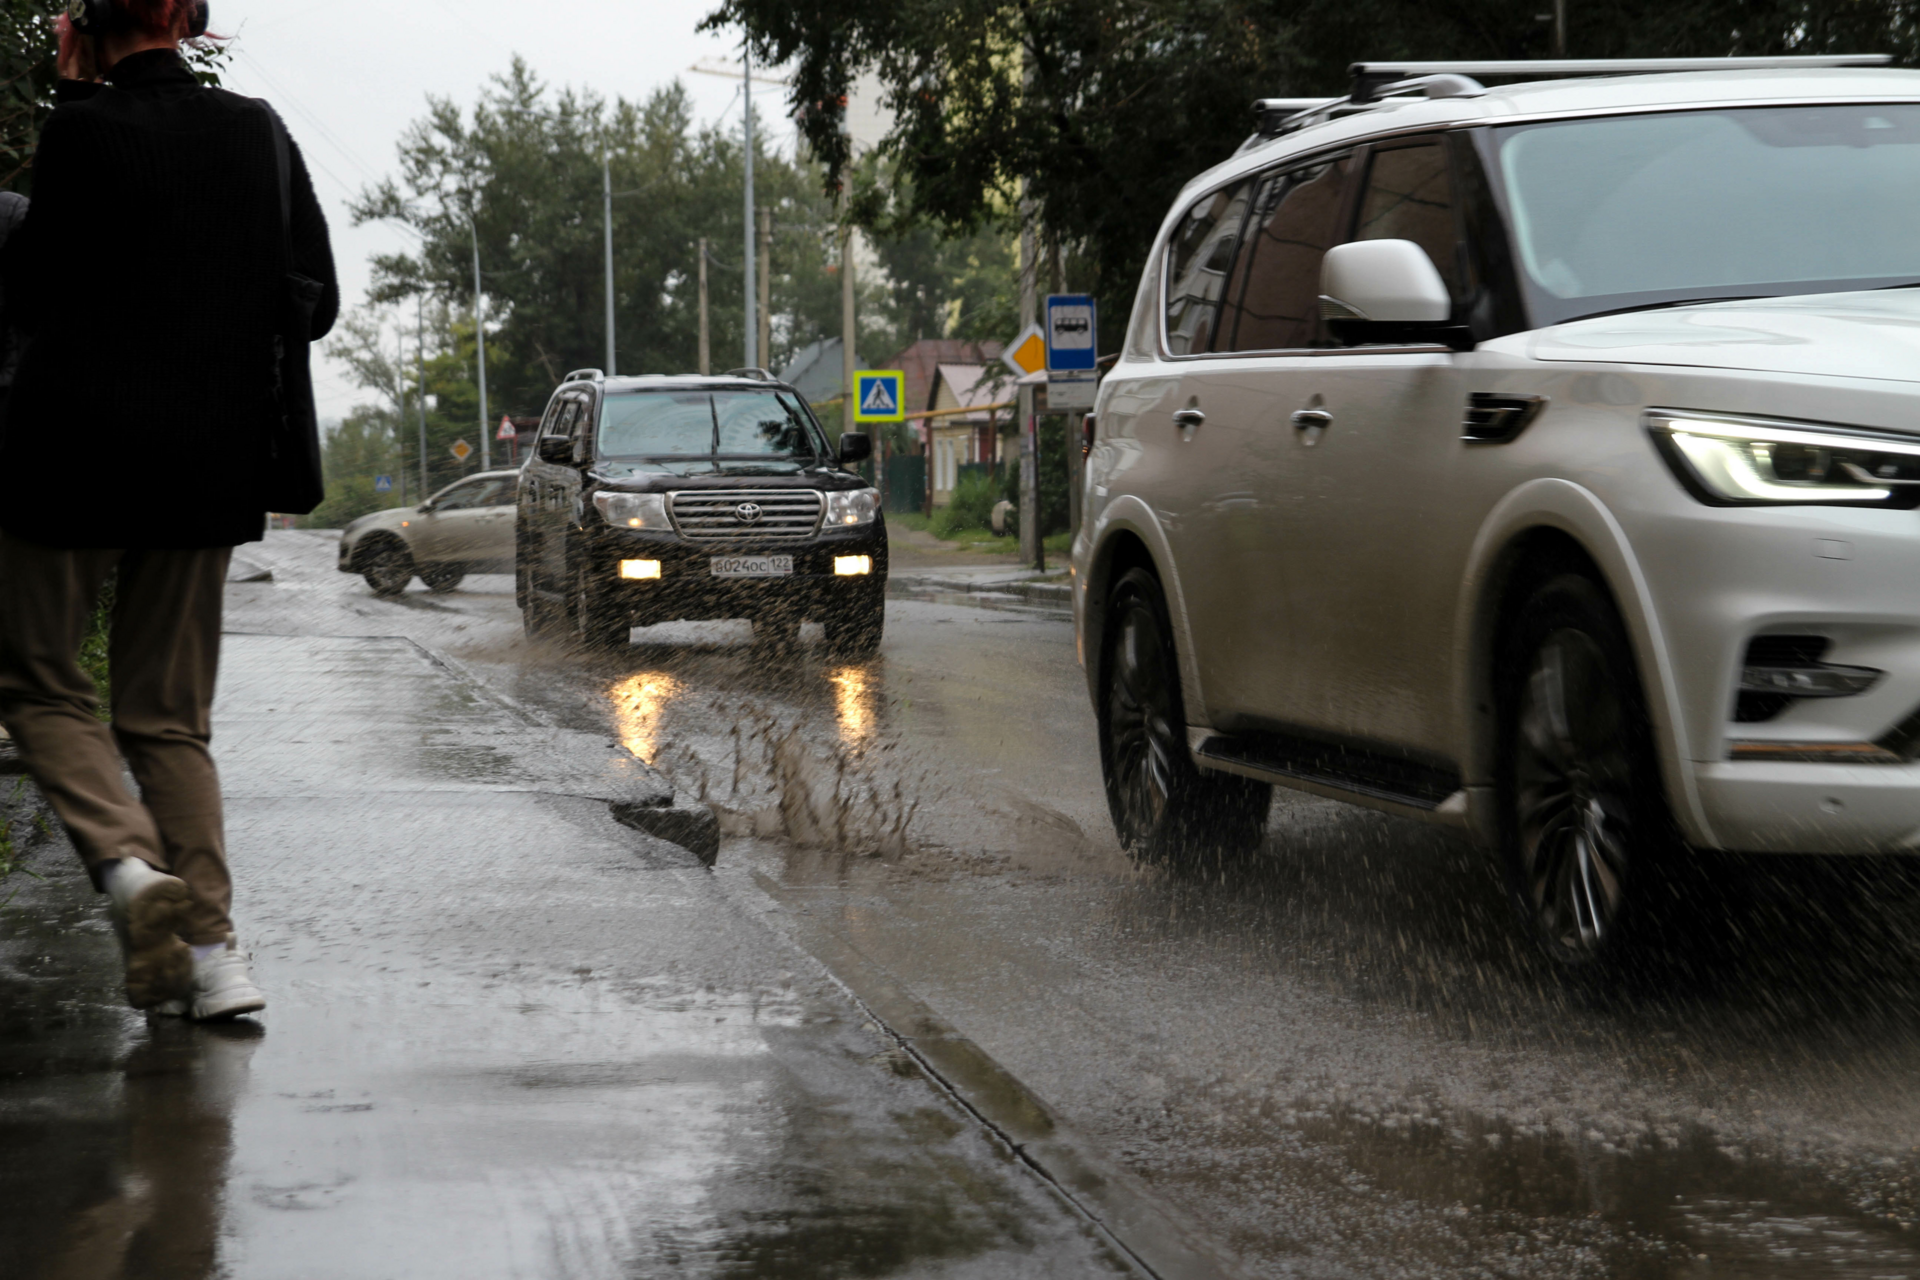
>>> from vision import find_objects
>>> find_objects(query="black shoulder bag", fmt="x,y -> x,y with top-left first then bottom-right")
261,107 -> 327,514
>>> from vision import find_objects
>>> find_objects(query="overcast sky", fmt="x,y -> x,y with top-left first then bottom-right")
214,0 -> 791,424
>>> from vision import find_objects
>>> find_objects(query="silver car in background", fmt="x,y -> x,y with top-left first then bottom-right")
337,470 -> 519,596
1075,56 -> 1920,967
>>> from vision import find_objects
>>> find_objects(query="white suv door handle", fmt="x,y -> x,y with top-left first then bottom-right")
1291,408 -> 1333,432
1172,408 -> 1206,429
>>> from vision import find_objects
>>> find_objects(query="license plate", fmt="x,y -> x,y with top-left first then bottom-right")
710,555 -> 793,578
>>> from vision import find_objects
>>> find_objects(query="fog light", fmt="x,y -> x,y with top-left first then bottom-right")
619,559 -> 661,580
833,555 -> 872,576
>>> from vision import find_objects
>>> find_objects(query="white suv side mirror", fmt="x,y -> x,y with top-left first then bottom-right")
1320,239 -> 1452,324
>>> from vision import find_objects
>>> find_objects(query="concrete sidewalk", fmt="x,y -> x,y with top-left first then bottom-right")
0,631 -> 1125,1278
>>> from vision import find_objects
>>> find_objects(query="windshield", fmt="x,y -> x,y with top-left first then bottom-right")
597,390 -> 826,471
1495,105 -> 1920,324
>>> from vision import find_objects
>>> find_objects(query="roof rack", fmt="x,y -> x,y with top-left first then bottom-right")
722,366 -> 777,381
563,367 -> 604,382
1350,55 -> 1893,103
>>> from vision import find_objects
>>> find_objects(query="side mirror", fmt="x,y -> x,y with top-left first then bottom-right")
1319,239 -> 1472,350
536,435 -> 573,464
837,432 -> 872,466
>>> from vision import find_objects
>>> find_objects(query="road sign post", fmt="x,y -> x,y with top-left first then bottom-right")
1044,293 -> 1098,412
497,415 -> 517,464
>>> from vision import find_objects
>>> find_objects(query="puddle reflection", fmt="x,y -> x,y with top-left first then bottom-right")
827,667 -> 876,746
612,672 -> 683,764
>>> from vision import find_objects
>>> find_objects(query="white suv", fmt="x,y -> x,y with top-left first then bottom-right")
1073,56 -> 1920,966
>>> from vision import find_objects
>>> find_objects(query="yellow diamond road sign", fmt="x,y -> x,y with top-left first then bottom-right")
1002,323 -> 1046,377
450,439 -> 473,462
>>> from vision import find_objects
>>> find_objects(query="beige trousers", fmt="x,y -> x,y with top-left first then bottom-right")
0,532 -> 234,942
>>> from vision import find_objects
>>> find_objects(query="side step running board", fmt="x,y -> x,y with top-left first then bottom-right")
1192,729 -> 1467,820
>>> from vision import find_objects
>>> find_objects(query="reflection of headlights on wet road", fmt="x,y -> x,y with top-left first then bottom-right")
828,667 -> 873,742
825,489 -> 880,527
613,672 -> 681,763
833,555 -> 872,576
620,559 -> 662,579
594,491 -> 671,528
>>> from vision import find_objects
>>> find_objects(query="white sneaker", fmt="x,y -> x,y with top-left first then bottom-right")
104,858 -> 193,1009
159,942 -> 267,1021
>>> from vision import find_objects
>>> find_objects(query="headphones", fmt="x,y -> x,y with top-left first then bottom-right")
65,0 -> 210,39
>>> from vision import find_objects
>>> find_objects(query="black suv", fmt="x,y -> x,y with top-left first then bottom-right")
516,369 -> 886,653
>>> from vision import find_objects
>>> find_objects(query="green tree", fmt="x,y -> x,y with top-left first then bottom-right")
707,0 -> 1920,337
352,61 -> 857,418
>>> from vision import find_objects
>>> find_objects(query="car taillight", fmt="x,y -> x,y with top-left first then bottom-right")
1081,413 -> 1096,458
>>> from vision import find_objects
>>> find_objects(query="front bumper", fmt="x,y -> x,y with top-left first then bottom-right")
582,523 -> 887,624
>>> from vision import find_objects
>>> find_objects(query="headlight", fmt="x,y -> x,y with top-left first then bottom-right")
592,490 -> 671,528
1648,410 -> 1920,507
824,488 -> 880,527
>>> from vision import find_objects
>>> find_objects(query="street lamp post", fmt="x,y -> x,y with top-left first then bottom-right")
469,213 -> 489,471
743,48 -> 756,369
604,153 -> 617,376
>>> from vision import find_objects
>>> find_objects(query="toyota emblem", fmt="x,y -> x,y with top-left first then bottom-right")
733,502 -> 763,524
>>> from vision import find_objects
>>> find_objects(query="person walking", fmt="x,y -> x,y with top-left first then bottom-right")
0,0 -> 337,1019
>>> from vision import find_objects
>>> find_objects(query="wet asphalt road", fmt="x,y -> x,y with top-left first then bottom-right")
13,528 -> 1920,1278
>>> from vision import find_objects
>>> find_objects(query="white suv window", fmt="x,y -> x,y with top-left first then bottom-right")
1216,154 -> 1352,352
1355,139 -> 1464,302
1163,180 -> 1254,355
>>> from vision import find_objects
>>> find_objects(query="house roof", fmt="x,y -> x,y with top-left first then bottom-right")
777,337 -> 862,404
884,338 -> 1005,415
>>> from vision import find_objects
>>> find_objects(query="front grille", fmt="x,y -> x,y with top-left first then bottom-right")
669,489 -> 823,542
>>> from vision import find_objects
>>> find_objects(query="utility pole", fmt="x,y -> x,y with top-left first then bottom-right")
470,214 -> 489,471
757,207 -> 772,371
603,153 -> 616,376
1553,0 -> 1567,56
416,294 -> 429,501
742,48 -> 757,369
697,237 -> 711,376
840,223 -> 856,439
1017,197 -> 1040,570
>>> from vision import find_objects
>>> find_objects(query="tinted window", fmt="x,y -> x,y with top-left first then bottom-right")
430,478 -> 505,510
1356,141 -> 1462,300
1164,180 -> 1253,354
1497,106 -> 1920,322
599,391 -> 824,459
1219,155 -> 1351,351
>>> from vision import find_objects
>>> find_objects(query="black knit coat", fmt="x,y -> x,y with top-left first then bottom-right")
0,49 -> 338,549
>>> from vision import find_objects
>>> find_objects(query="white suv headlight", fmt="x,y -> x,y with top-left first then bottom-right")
592,490 -> 671,528
1647,410 -> 1920,507
824,488 -> 880,527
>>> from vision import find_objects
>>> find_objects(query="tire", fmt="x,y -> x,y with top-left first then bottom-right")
1499,572 -> 1676,969
420,563 -> 465,593
360,540 -> 414,597
824,594 -> 885,658
1097,567 -> 1270,865
570,557 -> 629,650
519,560 -> 562,640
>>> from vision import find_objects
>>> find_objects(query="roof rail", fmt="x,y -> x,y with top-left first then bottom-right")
1350,55 -> 1894,103
722,366 -> 777,381
563,367 -> 605,382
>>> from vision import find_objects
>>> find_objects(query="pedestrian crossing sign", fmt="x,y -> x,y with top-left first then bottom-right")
854,370 -> 906,423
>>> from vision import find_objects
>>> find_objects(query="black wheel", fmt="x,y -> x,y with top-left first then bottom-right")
420,563 -> 465,593
360,540 -> 414,597
1500,573 -> 1674,968
570,558 -> 629,649
519,560 -> 562,640
824,594 -> 884,658
1098,568 -> 1270,865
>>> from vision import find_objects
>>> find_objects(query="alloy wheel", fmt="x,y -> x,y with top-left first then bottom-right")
1513,626 -> 1634,960
1106,598 -> 1178,844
